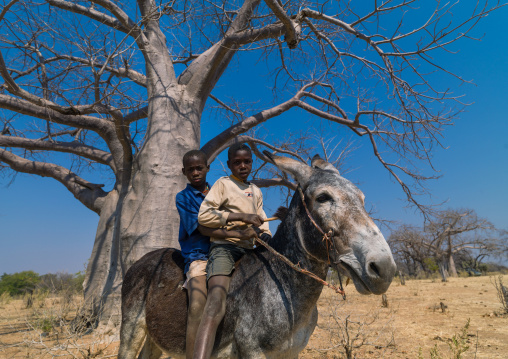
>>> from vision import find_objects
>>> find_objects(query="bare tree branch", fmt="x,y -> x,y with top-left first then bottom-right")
136,0 -> 177,88
123,106 -> 148,124
0,0 -> 19,23
0,135 -> 115,169
0,50 -> 60,109
52,55 -> 147,87
47,0 -> 131,34
264,0 -> 300,48
182,0 -> 264,97
251,177 -> 296,190
0,94 -> 112,135
202,82 -> 323,159
0,148 -> 107,213
201,96 -> 298,160
89,0 -> 139,34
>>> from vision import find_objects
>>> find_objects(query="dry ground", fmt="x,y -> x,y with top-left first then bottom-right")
0,275 -> 507,358
301,275 -> 508,359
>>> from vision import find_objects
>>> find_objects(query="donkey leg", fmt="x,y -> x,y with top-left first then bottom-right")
117,316 -> 147,359
138,336 -> 163,359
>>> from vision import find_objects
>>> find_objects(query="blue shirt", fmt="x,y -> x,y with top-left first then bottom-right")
176,183 -> 211,274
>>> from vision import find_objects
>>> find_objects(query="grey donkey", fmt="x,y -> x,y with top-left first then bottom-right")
118,152 -> 397,359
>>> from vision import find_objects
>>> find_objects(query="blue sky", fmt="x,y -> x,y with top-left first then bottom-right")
1,3 -> 507,275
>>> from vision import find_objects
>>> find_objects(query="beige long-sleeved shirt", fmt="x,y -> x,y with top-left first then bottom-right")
198,175 -> 272,249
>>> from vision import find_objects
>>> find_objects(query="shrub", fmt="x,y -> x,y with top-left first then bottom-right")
485,263 -> 508,274
478,263 -> 488,274
0,291 -> 12,306
423,258 -> 439,273
72,271 -> 86,293
418,319 -> 471,359
0,271 -> 40,296
34,315 -> 57,333
492,276 -> 508,314
448,318 -> 470,359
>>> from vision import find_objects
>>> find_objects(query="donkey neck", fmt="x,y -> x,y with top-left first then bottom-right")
266,194 -> 329,289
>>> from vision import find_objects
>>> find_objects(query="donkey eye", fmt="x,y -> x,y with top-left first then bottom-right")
316,193 -> 332,203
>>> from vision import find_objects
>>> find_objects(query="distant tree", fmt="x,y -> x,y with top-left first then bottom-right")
499,230 -> 508,261
0,0 -> 503,323
390,209 -> 500,281
424,209 -> 495,280
0,271 -> 40,296
38,271 -> 85,293
388,225 -> 432,276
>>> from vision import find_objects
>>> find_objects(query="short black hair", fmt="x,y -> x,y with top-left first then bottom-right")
182,150 -> 207,166
227,143 -> 252,161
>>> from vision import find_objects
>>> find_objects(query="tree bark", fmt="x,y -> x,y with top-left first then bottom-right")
448,254 -> 458,277
80,4 -> 203,323
438,260 -> 448,282
79,190 -> 123,328
80,93 -> 201,325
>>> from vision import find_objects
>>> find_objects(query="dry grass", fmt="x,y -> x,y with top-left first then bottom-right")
1,276 -> 507,358
302,275 -> 508,358
0,292 -> 118,358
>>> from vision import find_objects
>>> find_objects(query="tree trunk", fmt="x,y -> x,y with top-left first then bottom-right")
448,254 -> 458,277
80,90 -> 202,327
399,270 -> 406,285
79,190 -> 123,329
438,260 -> 448,282
78,9 -> 206,326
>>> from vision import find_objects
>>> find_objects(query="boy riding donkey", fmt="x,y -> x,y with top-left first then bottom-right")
176,149 -> 259,359
193,143 -> 272,359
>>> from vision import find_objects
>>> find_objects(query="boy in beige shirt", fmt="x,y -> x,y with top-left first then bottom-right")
193,143 -> 271,359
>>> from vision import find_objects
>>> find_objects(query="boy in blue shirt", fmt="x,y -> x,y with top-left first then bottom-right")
176,150 -> 256,359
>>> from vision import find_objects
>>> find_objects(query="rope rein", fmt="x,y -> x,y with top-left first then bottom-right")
254,186 -> 346,300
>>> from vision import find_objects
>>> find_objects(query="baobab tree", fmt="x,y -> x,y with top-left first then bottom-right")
389,209 -> 499,280
424,209 -> 495,280
0,0 -> 502,323
388,225 -> 433,276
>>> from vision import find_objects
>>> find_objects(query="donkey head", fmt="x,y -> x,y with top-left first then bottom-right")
265,151 -> 396,295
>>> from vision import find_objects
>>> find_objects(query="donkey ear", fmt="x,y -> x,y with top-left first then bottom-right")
263,150 -> 312,186
311,154 -> 340,175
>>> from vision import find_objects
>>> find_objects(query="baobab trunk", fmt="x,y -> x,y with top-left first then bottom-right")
82,87 -> 203,325
438,260 -> 448,282
77,7 -> 208,324
446,236 -> 458,277
448,254 -> 458,277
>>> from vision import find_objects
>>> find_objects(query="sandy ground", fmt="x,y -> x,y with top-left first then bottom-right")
301,275 -> 508,358
0,275 -> 507,358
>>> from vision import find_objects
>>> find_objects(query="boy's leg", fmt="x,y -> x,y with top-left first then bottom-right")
186,275 -> 208,359
192,275 -> 231,359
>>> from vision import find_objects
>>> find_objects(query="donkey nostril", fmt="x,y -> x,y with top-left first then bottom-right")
369,262 -> 381,277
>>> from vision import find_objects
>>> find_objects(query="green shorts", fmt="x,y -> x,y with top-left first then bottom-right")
206,243 -> 247,281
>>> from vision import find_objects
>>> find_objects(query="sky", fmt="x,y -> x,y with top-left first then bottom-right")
0,2 -> 507,275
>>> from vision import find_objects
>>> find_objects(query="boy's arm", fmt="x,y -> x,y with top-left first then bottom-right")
198,179 -> 228,228
175,192 -> 199,235
255,187 -> 272,237
198,179 -> 264,227
227,213 -> 264,227
198,225 -> 258,241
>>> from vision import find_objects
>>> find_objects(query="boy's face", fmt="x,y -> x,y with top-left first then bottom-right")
227,150 -> 252,181
182,156 -> 209,188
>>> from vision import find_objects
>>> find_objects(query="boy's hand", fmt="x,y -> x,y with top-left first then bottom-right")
259,233 -> 272,242
237,227 -> 258,241
241,214 -> 264,227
